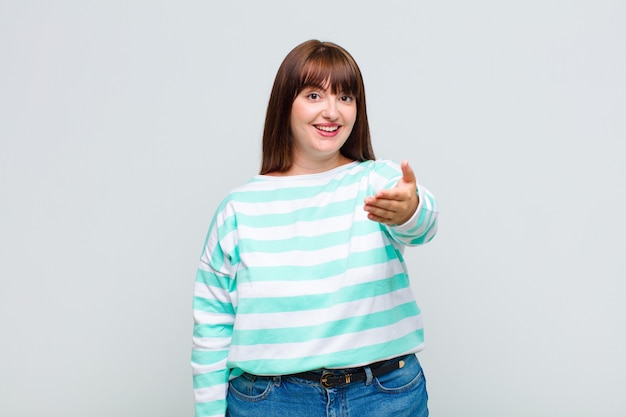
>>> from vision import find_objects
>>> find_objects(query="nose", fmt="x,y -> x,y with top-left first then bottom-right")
322,97 -> 339,120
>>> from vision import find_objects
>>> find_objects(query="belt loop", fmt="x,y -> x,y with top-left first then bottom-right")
273,376 -> 282,387
364,366 -> 373,386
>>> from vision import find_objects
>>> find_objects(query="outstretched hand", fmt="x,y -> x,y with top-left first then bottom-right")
363,161 -> 419,226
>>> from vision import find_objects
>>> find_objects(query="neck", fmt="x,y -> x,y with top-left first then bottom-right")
288,153 -> 353,175
267,153 -> 353,176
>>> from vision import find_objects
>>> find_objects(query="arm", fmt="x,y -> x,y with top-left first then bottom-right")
363,160 -> 438,246
192,213 -> 237,417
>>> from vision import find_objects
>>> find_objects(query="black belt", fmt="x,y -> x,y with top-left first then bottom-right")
287,356 -> 406,388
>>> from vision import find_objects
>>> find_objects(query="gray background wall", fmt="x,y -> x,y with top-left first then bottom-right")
1,1 -> 625,416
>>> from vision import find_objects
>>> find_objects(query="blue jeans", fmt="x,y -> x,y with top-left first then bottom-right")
227,354 -> 428,417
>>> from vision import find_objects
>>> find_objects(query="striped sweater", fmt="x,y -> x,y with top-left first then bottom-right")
192,159 -> 438,417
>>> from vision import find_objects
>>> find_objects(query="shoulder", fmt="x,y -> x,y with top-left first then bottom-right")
357,159 -> 402,178
216,178 -> 266,209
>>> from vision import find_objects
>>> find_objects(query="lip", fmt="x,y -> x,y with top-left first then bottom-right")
313,124 -> 341,137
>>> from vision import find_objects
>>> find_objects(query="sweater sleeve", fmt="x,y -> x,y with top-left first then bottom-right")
192,204 -> 237,417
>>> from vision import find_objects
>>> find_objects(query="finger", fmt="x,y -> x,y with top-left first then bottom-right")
374,187 -> 414,202
364,203 -> 394,219
400,160 -> 416,186
366,211 -> 395,225
365,194 -> 401,211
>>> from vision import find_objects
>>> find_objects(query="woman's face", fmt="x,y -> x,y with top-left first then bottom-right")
289,84 -> 357,164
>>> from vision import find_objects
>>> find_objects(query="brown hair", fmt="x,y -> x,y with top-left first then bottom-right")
260,40 -> 375,174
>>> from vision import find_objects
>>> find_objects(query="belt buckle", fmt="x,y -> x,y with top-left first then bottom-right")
320,371 -> 334,388
320,371 -> 353,388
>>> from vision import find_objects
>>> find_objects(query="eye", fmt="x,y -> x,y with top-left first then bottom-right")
340,95 -> 354,103
306,92 -> 321,100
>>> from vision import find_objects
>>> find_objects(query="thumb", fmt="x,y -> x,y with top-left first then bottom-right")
399,160 -> 416,186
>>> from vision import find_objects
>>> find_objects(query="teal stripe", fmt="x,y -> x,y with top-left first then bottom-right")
229,367 -> 244,379
388,190 -> 438,245
195,269 -> 236,293
193,296 -> 234,315
235,198 -> 360,228
408,192 -> 438,244
195,399 -> 226,417
238,220 -> 381,253
372,161 -> 401,188
232,301 -> 419,345
234,329 -> 424,376
193,369 -> 229,389
208,244 -> 229,271
423,192 -> 439,229
237,274 -> 409,314
193,323 -> 233,338
416,194 -> 432,229
236,243 -> 401,283
191,349 -> 228,365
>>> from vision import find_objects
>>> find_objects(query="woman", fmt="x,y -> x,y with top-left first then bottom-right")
192,39 -> 438,417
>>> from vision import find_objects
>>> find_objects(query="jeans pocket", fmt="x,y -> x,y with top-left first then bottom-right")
373,354 -> 425,394
228,373 -> 274,402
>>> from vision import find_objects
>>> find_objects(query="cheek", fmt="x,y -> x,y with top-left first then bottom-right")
346,102 -> 357,118
347,108 -> 357,128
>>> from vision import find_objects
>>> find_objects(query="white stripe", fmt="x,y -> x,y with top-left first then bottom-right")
235,287 -> 417,330
370,171 -> 399,190
234,182 -> 365,215
193,383 -> 228,402
236,211 -> 367,240
237,261 -> 406,298
192,336 -> 231,351
194,282 -> 232,304
243,163 -> 362,190
193,310 -> 235,325
203,228 -> 238,261
229,314 -> 423,360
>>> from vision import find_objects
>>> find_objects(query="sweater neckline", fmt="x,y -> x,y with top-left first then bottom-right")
254,161 -> 361,181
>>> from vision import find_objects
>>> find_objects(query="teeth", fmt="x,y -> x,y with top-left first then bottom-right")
316,125 -> 339,132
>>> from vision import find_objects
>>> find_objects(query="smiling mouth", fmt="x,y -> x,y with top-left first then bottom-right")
315,125 -> 340,132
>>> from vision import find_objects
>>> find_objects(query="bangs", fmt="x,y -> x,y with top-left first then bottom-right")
298,50 -> 361,98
